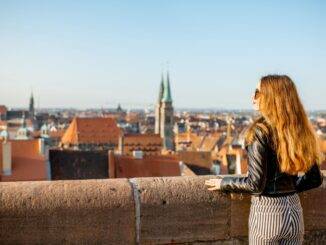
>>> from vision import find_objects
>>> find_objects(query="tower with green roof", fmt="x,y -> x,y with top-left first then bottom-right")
155,74 -> 164,134
154,71 -> 174,151
162,72 -> 172,103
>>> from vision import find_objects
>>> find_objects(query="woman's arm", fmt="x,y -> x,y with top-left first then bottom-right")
220,127 -> 268,194
295,163 -> 324,193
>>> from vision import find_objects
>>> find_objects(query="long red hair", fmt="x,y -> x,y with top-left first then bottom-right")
245,75 -> 323,175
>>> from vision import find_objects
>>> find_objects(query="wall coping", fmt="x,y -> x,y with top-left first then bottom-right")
1,174 -> 325,244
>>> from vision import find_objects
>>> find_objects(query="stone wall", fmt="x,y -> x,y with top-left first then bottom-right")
1,175 -> 325,244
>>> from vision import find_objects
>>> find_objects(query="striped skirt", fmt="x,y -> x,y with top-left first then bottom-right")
249,193 -> 304,244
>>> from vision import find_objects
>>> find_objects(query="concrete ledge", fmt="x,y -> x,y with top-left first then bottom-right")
0,179 -> 135,244
135,176 -> 230,244
0,175 -> 325,244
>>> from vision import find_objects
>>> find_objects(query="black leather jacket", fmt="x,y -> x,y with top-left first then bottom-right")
220,125 -> 324,196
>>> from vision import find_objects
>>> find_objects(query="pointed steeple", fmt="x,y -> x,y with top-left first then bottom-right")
155,73 -> 165,135
117,103 -> 123,112
29,91 -> 35,119
157,73 -> 164,103
162,71 -> 172,103
29,91 -> 34,108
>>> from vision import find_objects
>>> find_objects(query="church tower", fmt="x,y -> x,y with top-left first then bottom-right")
155,74 -> 164,134
29,92 -> 35,119
160,71 -> 174,151
154,71 -> 175,151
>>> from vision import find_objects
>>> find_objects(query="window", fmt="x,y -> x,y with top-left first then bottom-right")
226,154 -> 236,174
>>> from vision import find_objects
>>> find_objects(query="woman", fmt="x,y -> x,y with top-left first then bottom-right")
205,75 -> 324,244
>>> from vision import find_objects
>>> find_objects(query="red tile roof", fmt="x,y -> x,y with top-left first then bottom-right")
0,139 -> 48,182
61,117 -> 121,145
113,154 -> 181,178
177,151 -> 212,169
1,156 -> 47,182
176,132 -> 205,150
10,139 -> 41,157
123,134 -> 162,155
199,132 -> 223,151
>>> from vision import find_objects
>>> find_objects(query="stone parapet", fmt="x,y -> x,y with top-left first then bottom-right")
1,174 -> 325,244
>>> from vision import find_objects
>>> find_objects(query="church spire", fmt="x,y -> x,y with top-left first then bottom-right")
30,91 -> 34,105
162,71 -> 172,103
157,73 -> 164,103
29,91 -> 35,119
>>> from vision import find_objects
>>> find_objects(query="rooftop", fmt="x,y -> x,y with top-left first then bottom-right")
113,154 -> 182,178
0,139 -> 48,182
61,117 -> 121,145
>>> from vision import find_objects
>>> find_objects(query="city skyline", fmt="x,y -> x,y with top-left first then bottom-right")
1,1 -> 325,110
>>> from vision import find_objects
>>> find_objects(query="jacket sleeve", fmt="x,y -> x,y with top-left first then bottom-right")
220,127 -> 268,194
295,162 -> 324,193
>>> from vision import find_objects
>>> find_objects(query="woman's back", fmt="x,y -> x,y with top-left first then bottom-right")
219,122 -> 322,196
247,122 -> 322,197
206,74 -> 324,244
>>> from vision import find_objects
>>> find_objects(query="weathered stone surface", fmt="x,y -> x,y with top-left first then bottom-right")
230,193 -> 251,238
0,175 -> 325,244
134,176 -> 230,244
300,179 -> 326,232
0,179 -> 135,244
303,230 -> 326,244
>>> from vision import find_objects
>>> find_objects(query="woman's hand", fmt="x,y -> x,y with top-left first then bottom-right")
205,178 -> 222,191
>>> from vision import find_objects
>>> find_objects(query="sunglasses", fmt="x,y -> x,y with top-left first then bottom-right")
254,88 -> 260,100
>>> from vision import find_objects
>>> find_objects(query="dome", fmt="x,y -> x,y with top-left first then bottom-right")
16,127 -> 31,140
0,130 -> 9,140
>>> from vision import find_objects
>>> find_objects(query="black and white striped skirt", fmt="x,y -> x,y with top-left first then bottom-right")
249,193 -> 304,244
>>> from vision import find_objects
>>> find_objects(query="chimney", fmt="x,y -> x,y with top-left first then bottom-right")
118,132 -> 124,155
179,161 -> 185,176
39,138 -> 46,156
108,150 -> 115,178
235,150 -> 242,174
2,141 -> 12,176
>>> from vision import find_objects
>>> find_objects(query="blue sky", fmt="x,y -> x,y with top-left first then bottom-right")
0,0 -> 325,110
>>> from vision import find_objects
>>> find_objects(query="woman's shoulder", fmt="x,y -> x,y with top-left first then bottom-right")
244,116 -> 275,149
256,117 -> 272,136
247,119 -> 271,148
253,126 -> 270,146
